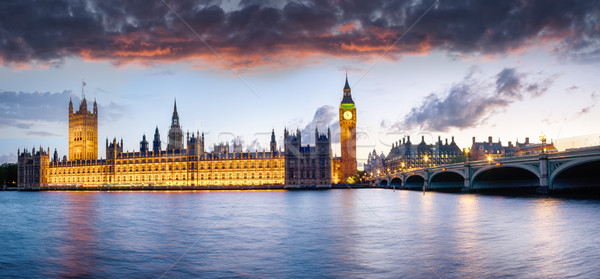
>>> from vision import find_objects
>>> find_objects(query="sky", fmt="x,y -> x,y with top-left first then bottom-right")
1,0 -> 600,167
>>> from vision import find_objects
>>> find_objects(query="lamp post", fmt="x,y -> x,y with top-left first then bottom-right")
424,155 -> 429,168
463,147 -> 470,163
540,132 -> 547,154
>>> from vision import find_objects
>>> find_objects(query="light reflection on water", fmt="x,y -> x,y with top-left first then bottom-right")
1,190 -> 599,278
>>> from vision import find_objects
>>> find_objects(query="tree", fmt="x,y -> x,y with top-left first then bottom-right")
346,175 -> 359,184
0,163 -> 18,187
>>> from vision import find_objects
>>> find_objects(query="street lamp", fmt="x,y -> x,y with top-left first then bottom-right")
540,132 -> 547,154
463,147 -> 471,163
424,155 -> 429,167
486,154 -> 493,163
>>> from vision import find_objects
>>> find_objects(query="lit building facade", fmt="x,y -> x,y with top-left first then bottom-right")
18,98 -> 287,188
68,97 -> 98,161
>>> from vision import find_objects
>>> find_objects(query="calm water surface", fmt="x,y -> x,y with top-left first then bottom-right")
1,189 -> 599,278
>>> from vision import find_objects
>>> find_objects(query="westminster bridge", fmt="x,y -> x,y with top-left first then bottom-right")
372,147 -> 600,193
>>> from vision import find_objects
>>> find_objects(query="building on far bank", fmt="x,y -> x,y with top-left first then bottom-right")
18,97 -> 286,188
364,149 -> 386,176
284,128 -> 332,188
17,76 -> 356,189
471,136 -> 557,161
385,135 -> 463,173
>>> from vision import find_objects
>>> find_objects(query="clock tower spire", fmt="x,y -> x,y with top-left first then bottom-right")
339,74 -> 357,182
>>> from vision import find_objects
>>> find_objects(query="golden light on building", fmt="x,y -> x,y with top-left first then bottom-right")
45,150 -> 285,187
68,96 -> 98,161
18,95 -> 337,188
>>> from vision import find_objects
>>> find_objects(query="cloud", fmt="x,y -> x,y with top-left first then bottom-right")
26,131 -> 61,137
0,90 -> 72,128
574,104 -> 596,118
1,1 -> 599,69
0,153 -> 16,164
299,105 -> 340,144
396,67 -> 556,132
245,138 -> 262,152
0,90 -> 125,130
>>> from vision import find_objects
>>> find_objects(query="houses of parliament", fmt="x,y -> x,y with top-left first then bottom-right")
17,77 -> 359,188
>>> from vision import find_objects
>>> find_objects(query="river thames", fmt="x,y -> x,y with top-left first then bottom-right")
1,189 -> 599,278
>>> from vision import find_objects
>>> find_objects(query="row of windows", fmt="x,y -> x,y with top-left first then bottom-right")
49,172 -> 283,183
50,161 -> 283,174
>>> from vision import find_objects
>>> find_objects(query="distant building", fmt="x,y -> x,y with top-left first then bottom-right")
472,136 -> 558,161
284,128 -> 332,187
471,136 -> 505,161
364,149 -> 386,176
385,135 -> 462,172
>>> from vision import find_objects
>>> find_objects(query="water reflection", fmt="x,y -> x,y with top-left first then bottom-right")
454,194 -> 484,276
57,192 -> 99,278
1,190 -> 599,278
528,199 -> 567,278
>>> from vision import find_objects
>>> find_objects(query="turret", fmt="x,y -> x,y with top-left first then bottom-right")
53,148 -> 59,162
270,129 -> 277,152
153,126 -> 161,153
68,97 -> 73,115
140,134 -> 149,153
93,98 -> 98,115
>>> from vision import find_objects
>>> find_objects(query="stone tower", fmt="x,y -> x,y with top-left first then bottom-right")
167,99 -> 183,150
339,75 -> 357,181
68,97 -> 98,161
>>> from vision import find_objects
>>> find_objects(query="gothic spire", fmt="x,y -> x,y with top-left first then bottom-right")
171,99 -> 180,126
344,73 -> 350,91
341,75 -> 354,104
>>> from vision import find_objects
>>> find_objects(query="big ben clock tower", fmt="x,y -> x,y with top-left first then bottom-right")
339,75 -> 357,181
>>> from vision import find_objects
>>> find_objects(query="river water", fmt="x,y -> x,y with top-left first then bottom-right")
1,189 -> 599,278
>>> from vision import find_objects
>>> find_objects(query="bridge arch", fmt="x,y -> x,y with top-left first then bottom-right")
550,158 -> 600,189
389,177 -> 402,187
472,165 -> 540,190
429,170 -> 464,191
405,174 -> 425,189
379,179 -> 388,187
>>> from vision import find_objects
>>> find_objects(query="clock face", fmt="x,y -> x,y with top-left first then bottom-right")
343,111 -> 353,120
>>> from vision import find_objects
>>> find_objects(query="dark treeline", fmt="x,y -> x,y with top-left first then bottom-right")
0,163 -> 17,188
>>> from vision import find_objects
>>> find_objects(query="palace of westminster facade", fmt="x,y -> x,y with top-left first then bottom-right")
17,77 -> 359,188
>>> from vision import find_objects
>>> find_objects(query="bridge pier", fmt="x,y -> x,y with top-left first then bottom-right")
462,163 -> 471,192
537,154 -> 549,194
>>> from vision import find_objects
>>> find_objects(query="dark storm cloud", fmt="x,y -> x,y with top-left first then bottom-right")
396,68 -> 556,132
0,90 -> 125,129
1,0 -> 599,67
